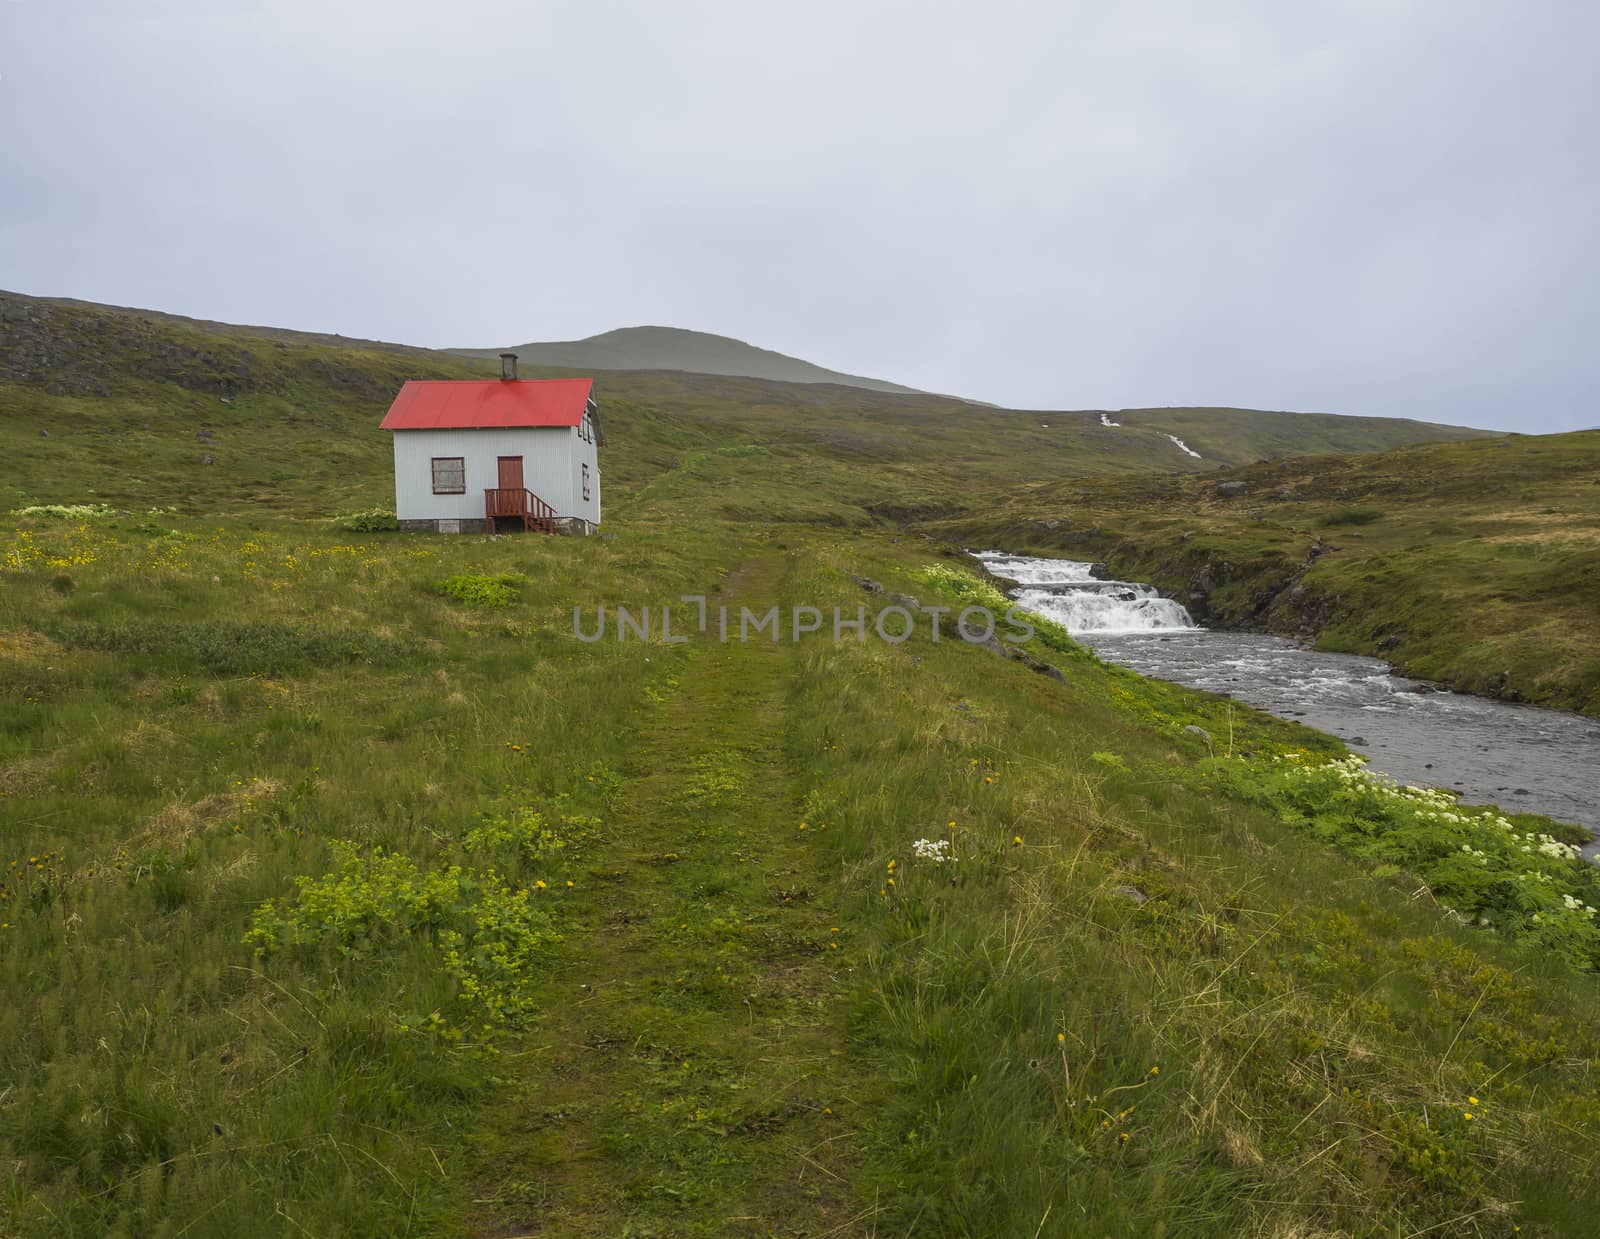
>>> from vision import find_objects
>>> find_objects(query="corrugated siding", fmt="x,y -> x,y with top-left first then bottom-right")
392,428 -> 577,521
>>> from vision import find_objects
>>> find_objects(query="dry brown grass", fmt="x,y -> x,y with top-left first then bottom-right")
119,777 -> 280,852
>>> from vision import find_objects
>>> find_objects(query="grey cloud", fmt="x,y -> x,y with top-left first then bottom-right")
1,0 -> 1594,432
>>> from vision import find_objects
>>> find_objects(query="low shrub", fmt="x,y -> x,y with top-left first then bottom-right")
1320,508 -> 1383,527
246,843 -> 561,1030
435,572 -> 522,608
463,806 -> 601,871
47,619 -> 413,675
337,508 -> 399,532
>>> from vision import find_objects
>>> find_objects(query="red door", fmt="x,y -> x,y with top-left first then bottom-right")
497,456 -> 524,491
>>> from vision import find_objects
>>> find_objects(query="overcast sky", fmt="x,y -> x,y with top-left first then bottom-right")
2,1 -> 1596,432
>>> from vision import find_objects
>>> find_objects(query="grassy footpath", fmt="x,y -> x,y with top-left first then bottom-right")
466,555 -> 875,1233
5,511 -> 1600,1235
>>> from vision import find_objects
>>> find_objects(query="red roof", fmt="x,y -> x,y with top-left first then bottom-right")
380,378 -> 594,431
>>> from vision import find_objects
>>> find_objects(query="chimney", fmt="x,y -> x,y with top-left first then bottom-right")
499,352 -> 519,381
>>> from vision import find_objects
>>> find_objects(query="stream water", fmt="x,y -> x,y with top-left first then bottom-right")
974,551 -> 1600,842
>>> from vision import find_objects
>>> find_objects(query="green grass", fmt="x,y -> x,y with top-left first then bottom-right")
4,514 -> 1600,1235
1,295 -> 1597,1235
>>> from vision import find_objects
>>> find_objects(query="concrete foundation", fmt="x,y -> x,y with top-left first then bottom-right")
397,517 -> 598,536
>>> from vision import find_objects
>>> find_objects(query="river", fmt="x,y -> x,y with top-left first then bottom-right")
974,551 -> 1600,843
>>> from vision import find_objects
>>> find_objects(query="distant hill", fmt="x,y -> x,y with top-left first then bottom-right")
451,325 -> 933,398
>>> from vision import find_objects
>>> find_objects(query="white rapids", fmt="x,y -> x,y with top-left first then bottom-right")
974,551 -> 1196,634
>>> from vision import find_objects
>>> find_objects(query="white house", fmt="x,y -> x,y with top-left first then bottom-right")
380,355 -> 602,535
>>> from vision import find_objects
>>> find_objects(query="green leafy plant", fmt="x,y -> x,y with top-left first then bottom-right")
246,843 -> 560,1031
463,806 -> 601,870
244,844 -> 460,958
336,507 -> 399,532
435,572 -> 523,608
914,563 -> 1012,612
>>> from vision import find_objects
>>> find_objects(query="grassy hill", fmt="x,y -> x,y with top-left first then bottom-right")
451,324 -> 934,396
4,293 -> 1599,1236
934,431 -> 1600,717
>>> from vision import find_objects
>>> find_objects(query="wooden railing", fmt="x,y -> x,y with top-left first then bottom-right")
483,487 -> 555,534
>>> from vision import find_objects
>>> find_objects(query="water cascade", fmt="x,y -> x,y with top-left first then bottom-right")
975,551 -> 1195,634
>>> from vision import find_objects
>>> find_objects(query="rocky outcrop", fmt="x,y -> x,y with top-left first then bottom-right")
2,293 -> 261,397
0,290 -> 440,403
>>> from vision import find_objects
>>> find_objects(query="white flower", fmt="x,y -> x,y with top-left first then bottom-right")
912,838 -> 955,864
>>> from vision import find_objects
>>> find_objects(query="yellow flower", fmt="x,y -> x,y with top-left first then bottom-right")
1468,1096 -> 1479,1106
1012,836 -> 1022,846
1149,1066 -> 1160,1076
1462,1112 -> 1474,1121
1057,1033 -> 1065,1044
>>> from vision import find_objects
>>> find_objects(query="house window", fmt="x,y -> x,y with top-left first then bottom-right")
431,457 -> 465,494
582,463 -> 591,501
